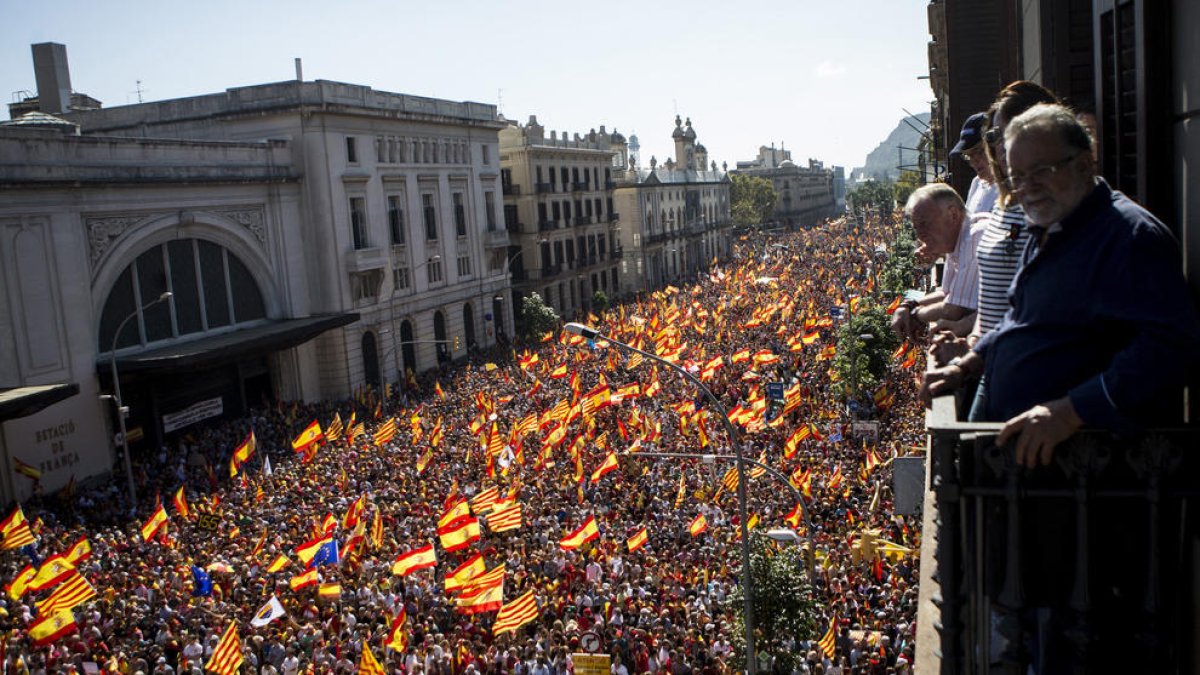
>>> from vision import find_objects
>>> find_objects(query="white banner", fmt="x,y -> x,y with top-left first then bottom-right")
162,397 -> 223,433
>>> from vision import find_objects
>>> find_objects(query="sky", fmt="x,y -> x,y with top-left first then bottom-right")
1,0 -> 933,171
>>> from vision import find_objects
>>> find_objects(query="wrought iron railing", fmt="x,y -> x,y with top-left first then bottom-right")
925,394 -> 1198,673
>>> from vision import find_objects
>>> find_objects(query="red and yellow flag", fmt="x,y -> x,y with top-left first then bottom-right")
559,516 -> 599,550
493,589 -> 540,636
689,514 -> 708,537
626,527 -> 648,553
290,420 -> 324,452
392,544 -> 438,576
206,621 -> 244,675
140,502 -> 168,541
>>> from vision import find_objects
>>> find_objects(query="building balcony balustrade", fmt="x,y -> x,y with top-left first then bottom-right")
922,392 -> 1199,674
506,221 -> 524,234
574,216 -> 592,226
607,212 -> 619,222
535,183 -> 555,194
541,263 -> 562,278
605,180 -> 617,190
571,181 -> 590,192
484,228 -> 509,249
345,246 -> 388,273
538,219 -> 558,231
502,184 -> 522,196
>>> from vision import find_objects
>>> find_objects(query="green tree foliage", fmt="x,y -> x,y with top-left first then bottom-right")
833,307 -> 900,401
730,174 -> 778,227
727,534 -> 821,673
892,170 -> 923,207
878,221 -> 919,296
591,290 -> 609,312
847,179 -> 894,217
517,292 -> 559,344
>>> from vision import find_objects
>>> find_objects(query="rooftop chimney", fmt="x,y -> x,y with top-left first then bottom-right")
32,43 -> 72,114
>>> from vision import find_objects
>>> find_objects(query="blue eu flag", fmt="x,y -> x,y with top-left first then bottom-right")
191,566 -> 213,597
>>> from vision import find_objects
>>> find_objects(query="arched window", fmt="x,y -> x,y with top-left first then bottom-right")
362,332 -> 380,387
462,303 -> 476,351
433,310 -> 448,363
98,239 -> 266,353
400,320 -> 416,376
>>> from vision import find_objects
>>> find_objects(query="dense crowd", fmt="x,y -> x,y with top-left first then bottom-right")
2,212 -> 927,674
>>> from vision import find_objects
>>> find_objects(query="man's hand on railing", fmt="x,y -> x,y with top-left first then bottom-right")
929,331 -> 969,367
920,350 -> 982,404
996,397 -> 1084,468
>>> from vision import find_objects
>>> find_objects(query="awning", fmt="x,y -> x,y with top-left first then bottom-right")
0,383 -> 80,421
104,314 -> 360,374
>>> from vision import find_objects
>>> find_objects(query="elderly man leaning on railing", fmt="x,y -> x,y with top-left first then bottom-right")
917,103 -> 1200,674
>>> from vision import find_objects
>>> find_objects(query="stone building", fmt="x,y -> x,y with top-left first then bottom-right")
498,117 -> 627,321
732,144 -> 839,227
610,116 -> 733,293
0,44 -> 510,501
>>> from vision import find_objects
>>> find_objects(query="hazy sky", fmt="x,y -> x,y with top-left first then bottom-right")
1,0 -> 933,170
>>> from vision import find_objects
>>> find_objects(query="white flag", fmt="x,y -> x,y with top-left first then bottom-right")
251,594 -> 286,627
263,455 -> 273,477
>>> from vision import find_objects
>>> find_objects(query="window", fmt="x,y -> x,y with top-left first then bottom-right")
453,192 -> 467,237
350,271 -> 383,305
552,202 -> 561,221
346,136 -> 358,164
484,191 -> 497,231
481,144 -> 491,165
427,258 -> 444,284
393,266 -> 411,292
537,166 -> 544,186
560,167 -> 569,187
350,197 -> 369,250
457,254 -> 472,277
423,193 -> 438,241
388,195 -> 406,245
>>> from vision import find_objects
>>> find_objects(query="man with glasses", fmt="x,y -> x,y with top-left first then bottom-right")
923,102 -> 1200,463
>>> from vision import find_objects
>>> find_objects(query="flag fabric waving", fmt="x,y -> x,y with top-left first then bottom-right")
559,516 -> 600,550
0,505 -> 35,550
438,517 -> 481,552
817,615 -> 838,659
291,420 -> 324,452
251,595 -> 287,627
173,487 -> 190,519
689,514 -> 708,537
35,571 -> 96,614
205,621 -> 244,675
392,544 -> 437,576
359,643 -> 388,675
140,502 -> 168,541
28,607 -> 77,646
626,527 -> 648,553
493,589 -> 540,636
485,501 -> 523,533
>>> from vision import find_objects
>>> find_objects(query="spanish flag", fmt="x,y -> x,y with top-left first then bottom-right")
291,420 -> 324,452
387,612 -> 408,652
438,517 -> 481,553
392,544 -> 437,576
559,516 -> 599,550
288,568 -> 319,591
493,589 -> 540,636
318,582 -> 342,599
140,502 -> 168,542
63,537 -> 91,565
444,553 -> 485,593
13,457 -> 42,481
689,514 -> 708,537
233,431 -> 256,466
28,607 -> 77,646
626,527 -> 648,553
5,564 -> 36,600
589,452 -> 619,483
173,487 -> 190,519
266,554 -> 290,573
456,581 -> 504,615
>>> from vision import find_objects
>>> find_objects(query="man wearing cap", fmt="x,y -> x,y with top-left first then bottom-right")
951,112 -> 999,223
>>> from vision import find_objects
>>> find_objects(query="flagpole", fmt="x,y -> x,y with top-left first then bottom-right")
562,322 -> 759,674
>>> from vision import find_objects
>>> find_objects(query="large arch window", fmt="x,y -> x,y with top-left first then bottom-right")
98,239 -> 266,353
362,332 -> 380,387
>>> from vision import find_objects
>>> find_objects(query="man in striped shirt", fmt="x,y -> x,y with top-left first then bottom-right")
890,183 -> 983,341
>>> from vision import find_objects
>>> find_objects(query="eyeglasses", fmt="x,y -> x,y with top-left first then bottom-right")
984,127 -> 1004,146
1004,153 -> 1080,191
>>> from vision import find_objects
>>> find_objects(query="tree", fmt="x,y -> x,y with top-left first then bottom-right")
892,169 -> 923,207
847,179 -> 894,217
877,221 -> 919,296
591,290 -> 609,312
727,533 -> 821,673
517,293 -> 559,344
730,174 -> 778,227
832,307 -> 899,402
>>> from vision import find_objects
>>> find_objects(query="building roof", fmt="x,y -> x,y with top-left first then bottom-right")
632,167 -> 730,186
0,110 -> 79,132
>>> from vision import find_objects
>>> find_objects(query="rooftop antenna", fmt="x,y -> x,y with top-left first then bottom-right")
130,79 -> 146,104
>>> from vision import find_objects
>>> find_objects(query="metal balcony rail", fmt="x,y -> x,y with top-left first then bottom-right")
925,394 -> 1199,674
535,182 -> 554,194
502,184 -> 521,196
538,219 -> 557,231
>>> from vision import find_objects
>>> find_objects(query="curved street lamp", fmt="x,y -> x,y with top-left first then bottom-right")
107,290 -> 172,507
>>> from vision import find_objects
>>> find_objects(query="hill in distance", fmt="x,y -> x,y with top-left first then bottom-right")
852,111 -> 931,182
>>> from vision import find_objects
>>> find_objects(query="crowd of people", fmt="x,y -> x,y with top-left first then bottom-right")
2,213 -> 930,674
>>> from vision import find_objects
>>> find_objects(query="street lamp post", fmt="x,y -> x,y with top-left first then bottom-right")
108,291 -> 172,508
563,322 -> 760,674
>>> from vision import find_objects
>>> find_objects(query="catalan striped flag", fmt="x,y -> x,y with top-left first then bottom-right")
817,615 -> 838,659
373,417 -> 397,447
205,621 -> 244,675
359,643 -> 387,675
35,571 -> 96,614
325,413 -> 344,443
485,501 -> 522,533
0,504 -> 35,550
493,589 -> 540,636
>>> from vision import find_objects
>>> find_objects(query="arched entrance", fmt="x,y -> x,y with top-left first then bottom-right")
400,319 -> 416,379
433,310 -> 449,364
492,295 -> 506,345
361,332 -> 380,388
462,303 -> 476,352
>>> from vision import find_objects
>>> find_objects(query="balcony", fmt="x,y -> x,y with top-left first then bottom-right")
605,180 -> 617,190
541,264 -> 562,278
922,393 -> 1199,673
607,212 -> 619,222
484,228 -> 509,249
538,219 -> 558,231
535,183 -> 555,194
572,181 -> 590,192
574,216 -> 592,226
505,221 -> 524,234
502,184 -> 522,196
344,246 -> 388,273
